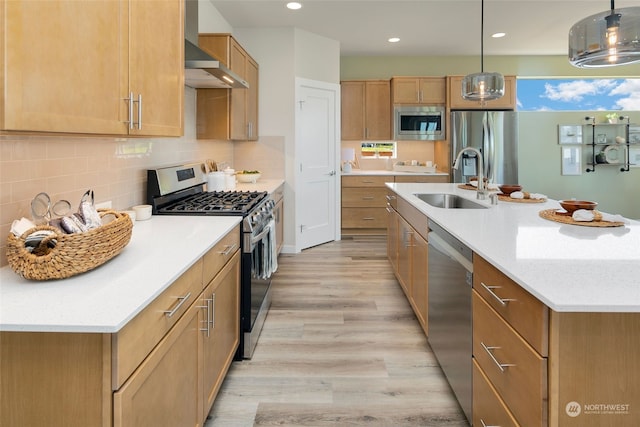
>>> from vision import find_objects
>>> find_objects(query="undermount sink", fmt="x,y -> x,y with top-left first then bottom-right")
415,193 -> 488,209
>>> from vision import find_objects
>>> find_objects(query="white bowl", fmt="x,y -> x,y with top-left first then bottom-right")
123,210 -> 137,222
236,173 -> 261,183
132,204 -> 152,221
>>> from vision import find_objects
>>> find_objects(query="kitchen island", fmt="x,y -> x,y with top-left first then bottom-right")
387,182 -> 640,427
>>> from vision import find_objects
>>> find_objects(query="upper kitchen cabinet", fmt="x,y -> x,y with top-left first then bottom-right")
196,34 -> 258,141
0,0 -> 184,137
447,75 -> 517,110
341,80 -> 391,140
391,77 -> 446,104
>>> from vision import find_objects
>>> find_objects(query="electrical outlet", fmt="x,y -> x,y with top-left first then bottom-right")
95,201 -> 112,210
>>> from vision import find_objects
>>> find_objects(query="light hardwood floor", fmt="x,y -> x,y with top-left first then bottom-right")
205,236 -> 468,427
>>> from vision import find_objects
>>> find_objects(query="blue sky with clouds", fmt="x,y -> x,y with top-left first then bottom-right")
517,79 -> 640,112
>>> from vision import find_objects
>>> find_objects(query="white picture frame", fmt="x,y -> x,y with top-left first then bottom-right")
629,146 -> 640,168
561,146 -> 582,175
628,126 -> 640,144
558,125 -> 583,144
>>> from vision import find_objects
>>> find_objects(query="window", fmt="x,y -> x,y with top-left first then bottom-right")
360,141 -> 397,159
517,78 -> 640,112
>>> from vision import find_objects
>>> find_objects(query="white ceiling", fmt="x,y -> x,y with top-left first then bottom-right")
209,0 -> 638,57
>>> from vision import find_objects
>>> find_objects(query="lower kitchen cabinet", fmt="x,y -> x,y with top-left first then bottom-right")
201,252 -> 240,420
113,302 -> 201,427
0,226 -> 241,427
387,191 -> 429,335
272,183 -> 285,254
342,174 -> 447,236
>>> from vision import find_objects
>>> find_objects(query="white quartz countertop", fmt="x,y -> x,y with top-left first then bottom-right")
234,178 -> 284,194
343,169 -> 448,176
0,216 -> 241,333
389,183 -> 640,313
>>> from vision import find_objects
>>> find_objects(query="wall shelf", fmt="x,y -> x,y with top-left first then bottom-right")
583,116 -> 634,173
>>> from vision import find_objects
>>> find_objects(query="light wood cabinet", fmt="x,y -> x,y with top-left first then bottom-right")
0,226 -> 241,427
113,302 -> 201,427
448,75 -> 517,110
386,191 -> 429,335
391,77 -> 446,104
341,80 -> 391,140
201,251 -> 240,421
1,0 -> 184,137
196,34 -> 259,141
341,175 -> 390,234
341,174 -> 446,235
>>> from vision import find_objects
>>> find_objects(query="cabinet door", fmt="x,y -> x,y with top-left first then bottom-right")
387,207 -> 399,271
129,0 -> 184,137
201,251 -> 240,419
397,216 -> 412,297
2,1 -> 127,134
411,231 -> 428,332
229,38 -> 248,140
448,75 -> 517,110
418,78 -> 446,104
391,78 -> 420,103
364,80 -> 391,140
341,81 -> 365,140
113,302 -> 200,427
246,56 -> 259,140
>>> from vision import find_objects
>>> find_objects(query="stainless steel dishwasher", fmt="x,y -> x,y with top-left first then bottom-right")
427,220 -> 473,424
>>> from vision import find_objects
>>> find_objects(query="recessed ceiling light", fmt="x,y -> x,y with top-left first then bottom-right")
491,32 -> 506,38
287,2 -> 302,10
388,37 -> 400,43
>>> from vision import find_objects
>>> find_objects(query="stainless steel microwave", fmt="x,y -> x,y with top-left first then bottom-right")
394,105 -> 445,140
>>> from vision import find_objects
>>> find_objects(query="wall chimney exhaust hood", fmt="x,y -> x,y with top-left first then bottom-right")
184,0 -> 248,89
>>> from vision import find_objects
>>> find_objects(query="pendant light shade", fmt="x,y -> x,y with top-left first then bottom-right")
569,2 -> 640,68
462,0 -> 504,101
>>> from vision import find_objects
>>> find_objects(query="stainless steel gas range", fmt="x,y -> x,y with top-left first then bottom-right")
147,162 -> 277,359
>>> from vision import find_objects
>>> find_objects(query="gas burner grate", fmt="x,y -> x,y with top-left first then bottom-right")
158,190 -> 267,215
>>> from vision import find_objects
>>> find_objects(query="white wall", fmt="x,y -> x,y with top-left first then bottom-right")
230,26 -> 341,252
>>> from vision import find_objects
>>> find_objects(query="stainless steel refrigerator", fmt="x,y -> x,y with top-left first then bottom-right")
450,111 -> 518,184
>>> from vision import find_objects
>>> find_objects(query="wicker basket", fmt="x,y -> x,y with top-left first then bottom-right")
6,210 -> 133,281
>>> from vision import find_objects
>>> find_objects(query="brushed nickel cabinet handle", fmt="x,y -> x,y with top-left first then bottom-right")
137,93 -> 142,130
127,92 -> 134,130
362,196 -> 374,200
481,342 -> 516,372
218,243 -> 237,256
163,292 -> 191,318
197,300 -> 210,337
480,419 -> 501,427
480,282 -> 517,306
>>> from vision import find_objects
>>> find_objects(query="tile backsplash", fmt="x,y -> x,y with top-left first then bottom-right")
0,88 -> 284,267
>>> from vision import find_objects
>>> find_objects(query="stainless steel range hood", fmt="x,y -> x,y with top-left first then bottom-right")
184,1 -> 248,89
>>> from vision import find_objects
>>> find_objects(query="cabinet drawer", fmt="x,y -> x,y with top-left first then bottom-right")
473,291 -> 547,427
473,359 -> 520,427
112,259 -> 203,389
203,224 -> 241,288
397,196 -> 428,240
473,255 -> 548,356
342,187 -> 388,207
342,175 -> 390,187
341,207 -> 388,228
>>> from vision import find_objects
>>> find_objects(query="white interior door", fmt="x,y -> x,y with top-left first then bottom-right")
295,78 -> 340,250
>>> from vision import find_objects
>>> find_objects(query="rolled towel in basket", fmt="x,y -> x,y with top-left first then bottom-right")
573,209 -> 630,224
510,191 -> 547,200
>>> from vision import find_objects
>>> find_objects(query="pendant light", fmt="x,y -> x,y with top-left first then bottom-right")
461,0 -> 505,101
569,1 -> 640,67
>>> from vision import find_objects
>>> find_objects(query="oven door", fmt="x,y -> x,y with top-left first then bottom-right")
242,219 -> 278,359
